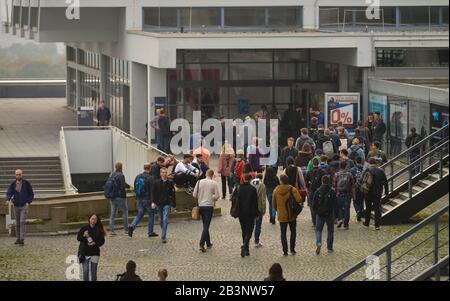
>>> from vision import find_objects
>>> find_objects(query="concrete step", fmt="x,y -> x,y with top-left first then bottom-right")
0,160 -> 60,165
0,174 -> 63,179
0,169 -> 63,175
0,178 -> 63,184
0,164 -> 61,169
0,157 -> 60,162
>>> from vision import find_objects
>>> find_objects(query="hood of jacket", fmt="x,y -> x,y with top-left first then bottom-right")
275,184 -> 293,196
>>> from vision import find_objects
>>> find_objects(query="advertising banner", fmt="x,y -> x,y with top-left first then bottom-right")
325,93 -> 360,132
369,93 -> 388,121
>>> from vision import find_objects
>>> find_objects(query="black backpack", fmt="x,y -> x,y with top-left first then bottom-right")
286,187 -> 303,217
310,169 -> 325,192
315,189 -> 333,217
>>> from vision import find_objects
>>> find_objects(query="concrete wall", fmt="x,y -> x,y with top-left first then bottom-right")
65,130 -> 113,174
130,62 -> 148,139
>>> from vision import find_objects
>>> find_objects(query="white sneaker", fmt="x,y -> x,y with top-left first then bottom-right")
255,243 -> 263,248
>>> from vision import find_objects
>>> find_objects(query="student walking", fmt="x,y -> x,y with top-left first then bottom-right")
77,214 -> 106,281
96,100 -> 111,126
218,143 -> 235,199
263,167 -> 280,224
333,161 -> 356,230
107,162 -> 128,236
251,174 -> 267,248
362,158 -> 389,230
193,170 -> 220,252
234,174 -> 259,258
313,175 -> 337,255
305,158 -> 327,227
272,174 -> 303,256
152,167 -> 176,243
128,163 -> 159,238
5,169 -> 34,246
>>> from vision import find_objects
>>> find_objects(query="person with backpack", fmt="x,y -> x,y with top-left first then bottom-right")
306,158 -> 328,227
351,128 -> 368,156
234,174 -> 259,258
317,129 -> 338,159
117,260 -> 143,281
77,214 -> 106,281
313,175 -> 337,255
367,142 -> 387,166
350,157 -> 366,222
128,163 -> 158,238
273,174 -> 303,256
280,138 -> 298,169
295,143 -> 314,173
405,127 -> 422,175
309,117 -> 319,143
251,174 -> 267,248
263,166 -> 280,225
333,161 -> 356,230
231,149 -> 246,189
327,154 -> 341,178
106,161 -> 128,236
362,158 -> 389,230
193,169 -> 220,253
307,149 -> 323,172
152,167 -> 176,243
348,138 -> 366,163
339,149 -> 355,171
295,128 -> 316,152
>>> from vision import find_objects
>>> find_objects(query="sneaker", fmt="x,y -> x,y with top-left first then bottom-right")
270,218 -> 275,225
356,216 -> 362,222
375,227 -> 381,231
344,226 -> 349,230
109,231 -> 117,237
241,247 -> 246,258
327,248 -> 334,253
14,239 -> 20,245
337,220 -> 343,228
18,240 -> 24,246
148,232 -> 159,238
162,239 -> 167,244
362,223 -> 369,228
127,226 -> 135,238
290,250 -> 297,255
316,245 -> 321,255
283,252 -> 288,256
255,243 -> 263,248
245,249 -> 250,256
199,246 -> 206,253
206,244 -> 213,249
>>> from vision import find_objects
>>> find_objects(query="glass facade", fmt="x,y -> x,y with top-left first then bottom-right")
376,49 -> 449,67
319,6 -> 449,31
167,49 -> 337,123
143,6 -> 302,32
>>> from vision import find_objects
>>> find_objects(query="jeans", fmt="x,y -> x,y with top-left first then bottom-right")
239,217 -> 255,250
174,173 -> 197,189
337,194 -> 352,227
221,176 -> 233,199
266,188 -> 276,221
280,221 -> 297,253
199,206 -> 214,247
410,153 -> 421,175
157,205 -> 171,240
82,258 -> 98,281
308,192 -> 316,226
315,214 -> 334,250
254,215 -> 263,244
365,194 -> 382,228
109,198 -> 128,233
130,199 -> 156,235
14,205 -> 28,241
354,190 -> 365,220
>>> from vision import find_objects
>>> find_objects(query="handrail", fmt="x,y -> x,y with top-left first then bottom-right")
59,129 -> 78,195
411,256 -> 449,281
381,124 -> 449,170
334,205 -> 449,281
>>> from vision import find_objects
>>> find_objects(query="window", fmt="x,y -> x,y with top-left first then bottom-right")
400,7 -> 430,26
180,8 -> 221,28
268,7 -> 302,27
224,7 -> 266,27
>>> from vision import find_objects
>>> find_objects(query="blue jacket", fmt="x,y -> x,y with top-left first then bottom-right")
6,180 -> 34,207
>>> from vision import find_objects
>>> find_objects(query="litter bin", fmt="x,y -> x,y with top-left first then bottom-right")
77,106 -> 94,127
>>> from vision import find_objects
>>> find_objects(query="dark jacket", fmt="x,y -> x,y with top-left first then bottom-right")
111,171 -> 127,198
158,116 -> 171,137
312,185 -> 337,217
236,183 -> 259,219
77,225 -> 105,257
405,133 -> 422,156
97,107 -> 111,126
264,276 -> 286,281
152,178 -> 176,207
373,120 -> 387,141
151,163 -> 161,179
280,146 -> 298,168
295,151 -> 313,168
134,172 -> 153,201
6,180 -> 34,207
365,166 -> 388,196
118,273 -> 143,281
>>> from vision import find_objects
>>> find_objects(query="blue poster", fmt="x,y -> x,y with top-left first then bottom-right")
238,99 -> 249,115
369,93 -> 387,121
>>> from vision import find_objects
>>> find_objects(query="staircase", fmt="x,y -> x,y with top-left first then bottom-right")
0,157 -> 66,198
379,124 -> 449,225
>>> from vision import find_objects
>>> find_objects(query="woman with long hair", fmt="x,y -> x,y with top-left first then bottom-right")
77,214 -> 106,281
263,166 -> 280,224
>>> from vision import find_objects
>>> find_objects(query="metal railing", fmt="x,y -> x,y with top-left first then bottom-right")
411,255 -> 449,281
381,124 -> 449,199
334,205 -> 449,281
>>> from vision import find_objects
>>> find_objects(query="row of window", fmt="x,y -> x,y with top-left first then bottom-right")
143,6 -> 302,31
11,5 -> 38,28
376,49 -> 449,67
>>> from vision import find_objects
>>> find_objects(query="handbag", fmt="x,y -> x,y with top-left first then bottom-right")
191,206 -> 200,220
295,167 -> 308,200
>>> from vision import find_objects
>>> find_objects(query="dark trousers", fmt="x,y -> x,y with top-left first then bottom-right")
364,193 -> 382,228
221,175 -> 233,199
308,192 -> 316,226
174,173 -> 197,188
199,206 -> 214,247
280,221 -> 297,253
239,217 -> 255,250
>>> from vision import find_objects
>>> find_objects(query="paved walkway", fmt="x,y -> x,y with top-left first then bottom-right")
0,98 -> 76,157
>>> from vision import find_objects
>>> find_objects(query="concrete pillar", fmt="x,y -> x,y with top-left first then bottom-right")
303,4 -> 318,31
130,62 -> 149,139
339,64 -> 349,92
148,66 -> 167,144
362,68 -> 370,117
75,48 -> 81,109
